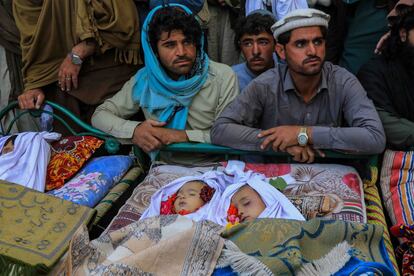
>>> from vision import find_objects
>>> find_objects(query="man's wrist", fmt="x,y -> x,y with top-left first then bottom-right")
297,126 -> 309,146
307,127 -> 313,144
72,39 -> 96,60
178,130 -> 189,142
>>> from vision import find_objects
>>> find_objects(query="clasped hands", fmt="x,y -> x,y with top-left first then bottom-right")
132,119 -> 188,153
257,125 -> 324,163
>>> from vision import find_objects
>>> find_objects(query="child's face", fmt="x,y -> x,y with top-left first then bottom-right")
1,137 -> 15,155
231,185 -> 266,223
174,181 -> 206,213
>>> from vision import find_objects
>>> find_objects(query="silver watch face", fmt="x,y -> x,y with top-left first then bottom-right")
71,54 -> 83,65
298,134 -> 308,146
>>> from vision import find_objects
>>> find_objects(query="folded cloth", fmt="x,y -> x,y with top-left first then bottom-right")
216,161 -> 305,226
0,180 -> 95,275
0,131 -> 61,192
62,215 -> 224,276
222,218 -> 395,275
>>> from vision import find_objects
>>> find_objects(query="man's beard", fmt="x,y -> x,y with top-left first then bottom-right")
398,42 -> 414,73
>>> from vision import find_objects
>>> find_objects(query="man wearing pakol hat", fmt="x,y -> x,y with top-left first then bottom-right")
212,9 -> 385,163
92,4 -> 239,164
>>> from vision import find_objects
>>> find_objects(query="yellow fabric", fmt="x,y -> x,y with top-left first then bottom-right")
364,166 -> 400,275
13,0 -> 140,91
0,180 -> 95,269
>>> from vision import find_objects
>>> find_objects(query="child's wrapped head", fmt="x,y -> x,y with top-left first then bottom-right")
1,135 -> 17,155
161,180 -> 215,215
230,185 -> 266,223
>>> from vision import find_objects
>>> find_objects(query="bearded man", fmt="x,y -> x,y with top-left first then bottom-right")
211,9 -> 385,163
92,4 -> 238,164
358,4 -> 414,150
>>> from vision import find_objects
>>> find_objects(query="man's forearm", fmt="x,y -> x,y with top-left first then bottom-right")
378,109 -> 414,150
211,119 -> 263,151
311,126 -> 386,154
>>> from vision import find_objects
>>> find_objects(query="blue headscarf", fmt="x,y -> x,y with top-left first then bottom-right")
132,4 -> 209,131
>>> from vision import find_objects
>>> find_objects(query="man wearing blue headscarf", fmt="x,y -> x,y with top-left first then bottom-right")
92,4 -> 239,163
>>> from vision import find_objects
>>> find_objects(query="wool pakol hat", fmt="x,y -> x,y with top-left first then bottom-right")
271,8 -> 330,41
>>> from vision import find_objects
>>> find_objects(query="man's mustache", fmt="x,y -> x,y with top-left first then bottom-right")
249,57 -> 265,62
173,57 -> 192,64
303,56 -> 321,64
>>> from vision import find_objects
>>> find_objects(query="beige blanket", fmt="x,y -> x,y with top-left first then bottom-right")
61,215 -> 224,275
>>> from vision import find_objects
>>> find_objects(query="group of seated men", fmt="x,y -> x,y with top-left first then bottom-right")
17,2 -> 414,164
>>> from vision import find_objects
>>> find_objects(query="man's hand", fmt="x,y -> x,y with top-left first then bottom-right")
58,55 -> 81,92
132,119 -> 189,153
286,145 -> 325,163
155,128 -> 189,145
18,88 -> 45,109
132,120 -> 166,153
58,40 -> 96,92
375,31 -> 390,54
258,126 -> 301,151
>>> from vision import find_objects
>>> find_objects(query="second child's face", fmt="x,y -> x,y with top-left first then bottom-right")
174,181 -> 205,213
231,185 -> 266,223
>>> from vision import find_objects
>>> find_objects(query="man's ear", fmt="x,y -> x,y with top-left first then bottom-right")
275,43 -> 286,60
399,28 -> 408,42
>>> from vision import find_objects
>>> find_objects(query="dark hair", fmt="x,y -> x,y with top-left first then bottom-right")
234,13 -> 276,50
384,10 -> 414,59
277,26 -> 328,45
148,6 -> 202,54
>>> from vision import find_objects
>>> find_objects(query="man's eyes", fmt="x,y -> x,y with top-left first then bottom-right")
313,38 -> 324,45
295,39 -> 325,48
241,41 -> 253,47
241,40 -> 270,47
242,201 -> 250,207
183,40 -> 194,46
164,42 -> 176,48
258,40 -> 270,46
295,41 -> 306,48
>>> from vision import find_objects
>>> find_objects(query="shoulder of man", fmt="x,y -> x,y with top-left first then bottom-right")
208,60 -> 236,79
231,62 -> 245,74
248,66 -> 281,90
322,61 -> 362,88
357,55 -> 388,77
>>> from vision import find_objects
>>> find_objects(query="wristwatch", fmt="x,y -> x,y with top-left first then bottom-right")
69,52 -> 83,65
297,127 -> 308,146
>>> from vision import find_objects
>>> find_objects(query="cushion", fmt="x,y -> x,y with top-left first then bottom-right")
48,155 -> 133,207
0,180 -> 95,274
380,149 -> 414,227
46,136 -> 103,191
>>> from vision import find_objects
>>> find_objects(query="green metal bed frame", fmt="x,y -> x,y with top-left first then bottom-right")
0,100 -> 121,154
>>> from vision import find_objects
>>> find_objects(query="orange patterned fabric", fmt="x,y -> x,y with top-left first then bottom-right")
46,136 -> 103,191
